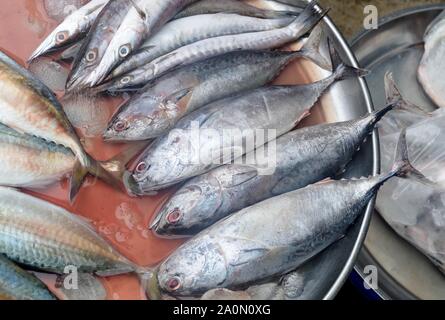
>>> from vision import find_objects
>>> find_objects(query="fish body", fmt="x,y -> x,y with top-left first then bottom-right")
175,0 -> 298,20
29,0 -> 109,61
109,13 -> 294,79
151,110 -> 384,237
124,61 -> 362,195
66,0 -> 133,91
0,254 -> 56,300
107,1 -> 326,90
87,0 -> 199,86
0,51 -> 87,167
153,127 -> 424,297
418,10 -> 445,108
0,187 -> 137,276
154,174 -> 390,296
0,123 -> 75,188
104,50 -> 306,141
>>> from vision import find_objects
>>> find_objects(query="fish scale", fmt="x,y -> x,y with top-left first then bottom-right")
109,13 -> 294,79
0,187 -> 137,275
106,1 -> 327,90
124,57 -> 363,195
0,254 -> 56,300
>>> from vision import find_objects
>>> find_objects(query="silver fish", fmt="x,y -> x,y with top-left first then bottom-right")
148,129 -> 430,297
124,57 -> 364,195
150,89 -> 417,237
0,254 -> 56,300
106,1 -> 327,90
29,0 -> 109,61
0,123 -> 75,188
418,10 -> 445,108
175,0 -> 299,20
66,0 -> 133,92
0,187 -> 145,277
86,0 -> 199,87
109,13 -> 294,80
0,51 -> 115,200
103,26 -> 329,141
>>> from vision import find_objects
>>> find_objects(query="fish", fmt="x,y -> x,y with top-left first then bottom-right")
0,187 -> 148,278
0,254 -> 56,300
147,129 -> 432,298
123,47 -> 365,195
418,10 -> 445,108
102,26 -> 330,141
86,0 -> 200,87
150,75 -> 423,237
0,123 -> 75,188
174,0 -> 299,20
66,0 -> 133,92
0,50 -> 116,200
28,0 -> 109,61
108,13 -> 295,80
104,0 -> 328,90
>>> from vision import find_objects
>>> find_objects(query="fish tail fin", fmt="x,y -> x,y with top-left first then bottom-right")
330,39 -> 369,81
385,128 -> 435,186
298,25 -> 331,70
290,1 -> 329,39
142,268 -> 163,300
69,155 -> 124,203
99,141 -> 150,180
384,72 -> 431,116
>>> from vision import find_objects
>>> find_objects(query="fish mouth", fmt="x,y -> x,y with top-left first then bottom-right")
28,38 -> 57,62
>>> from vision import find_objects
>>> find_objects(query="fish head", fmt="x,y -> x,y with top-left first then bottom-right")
150,175 -> 223,237
66,39 -> 109,91
29,23 -> 81,61
103,93 -> 181,141
156,238 -> 228,297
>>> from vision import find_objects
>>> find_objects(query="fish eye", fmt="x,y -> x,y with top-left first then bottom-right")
119,45 -> 131,58
86,49 -> 97,63
121,76 -> 132,84
55,31 -> 68,44
136,161 -> 148,173
114,120 -> 128,132
166,208 -> 182,224
166,276 -> 182,292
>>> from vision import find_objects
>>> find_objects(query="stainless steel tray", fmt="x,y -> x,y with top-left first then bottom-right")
352,4 -> 445,300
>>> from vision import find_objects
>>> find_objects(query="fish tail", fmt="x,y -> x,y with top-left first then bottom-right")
143,268 -> 163,300
384,72 -> 431,116
383,128 -> 435,186
289,1 -> 329,39
330,39 -> 369,81
298,25 -> 331,71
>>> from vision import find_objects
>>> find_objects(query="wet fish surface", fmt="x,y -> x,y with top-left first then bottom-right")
0,187 -> 141,276
0,254 -> 56,300
29,0 -> 109,61
105,1 -> 327,90
103,25 -> 329,141
124,56 -> 363,195
109,13 -> 294,79
87,0 -> 200,86
148,129 -> 429,297
418,10 -> 445,108
66,0 -> 133,91
150,97 -> 410,237
175,0 -> 298,20
0,123 -> 75,188
0,50 -> 114,199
